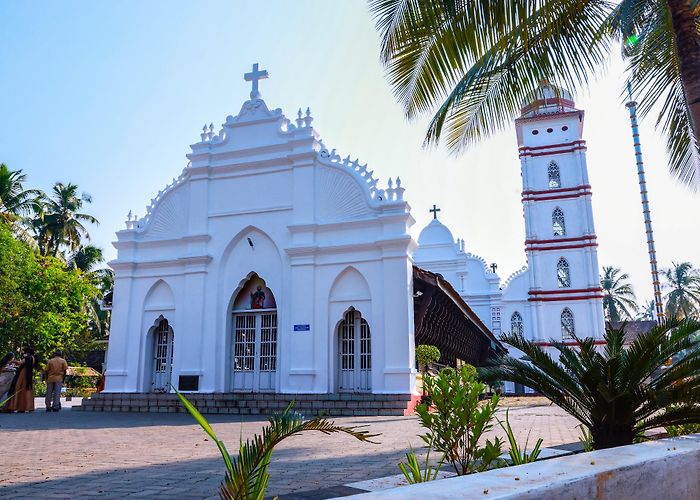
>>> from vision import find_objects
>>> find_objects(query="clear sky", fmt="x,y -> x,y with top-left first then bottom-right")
1,1 -> 698,307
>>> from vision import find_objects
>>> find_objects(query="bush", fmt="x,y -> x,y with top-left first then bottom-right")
416,365 -> 504,475
415,345 -> 440,372
481,320 -> 700,450
665,423 -> 700,437
34,380 -> 47,397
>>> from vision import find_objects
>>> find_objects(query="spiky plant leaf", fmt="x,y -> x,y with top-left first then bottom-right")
480,319 -> 700,449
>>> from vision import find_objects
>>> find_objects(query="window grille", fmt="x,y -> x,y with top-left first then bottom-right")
548,162 -> 561,188
510,312 -> 524,336
557,258 -> 571,288
561,308 -> 575,339
552,208 -> 566,236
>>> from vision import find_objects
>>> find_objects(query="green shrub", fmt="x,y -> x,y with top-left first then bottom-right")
481,319 -> 700,450
415,345 -> 441,372
416,365 -> 504,475
665,423 -> 700,437
34,380 -> 46,397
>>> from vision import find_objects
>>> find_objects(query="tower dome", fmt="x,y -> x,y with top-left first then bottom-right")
520,81 -> 576,118
417,219 -> 455,247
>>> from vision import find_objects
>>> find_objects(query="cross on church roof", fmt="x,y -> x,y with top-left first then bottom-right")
429,204 -> 441,220
244,63 -> 269,99
490,263 -> 498,273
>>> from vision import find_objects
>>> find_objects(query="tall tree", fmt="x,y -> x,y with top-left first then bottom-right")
663,261 -> 700,318
601,266 -> 638,321
636,299 -> 657,320
37,182 -> 99,257
68,244 -> 113,337
370,0 -> 700,188
0,222 -> 98,360
0,163 -> 43,220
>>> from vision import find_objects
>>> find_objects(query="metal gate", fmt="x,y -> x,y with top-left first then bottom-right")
152,318 -> 174,393
232,312 -> 277,392
338,309 -> 371,392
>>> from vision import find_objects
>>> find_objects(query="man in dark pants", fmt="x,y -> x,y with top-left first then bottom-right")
44,350 -> 68,412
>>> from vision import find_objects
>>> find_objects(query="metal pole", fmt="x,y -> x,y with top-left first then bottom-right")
625,83 -> 664,320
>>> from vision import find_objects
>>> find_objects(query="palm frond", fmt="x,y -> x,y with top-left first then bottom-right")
176,390 -> 379,499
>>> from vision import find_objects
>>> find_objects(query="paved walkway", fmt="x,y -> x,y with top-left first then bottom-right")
0,398 -> 578,498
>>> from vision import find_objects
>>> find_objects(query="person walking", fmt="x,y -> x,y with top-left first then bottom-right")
44,350 -> 68,412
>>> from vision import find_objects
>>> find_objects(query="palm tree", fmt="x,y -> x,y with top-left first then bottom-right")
370,0 -> 700,187
636,299 -> 656,320
480,319 -> 700,450
37,182 -> 99,257
663,261 -> 700,319
68,244 -> 114,337
601,266 -> 638,321
69,244 -> 104,273
0,164 -> 43,220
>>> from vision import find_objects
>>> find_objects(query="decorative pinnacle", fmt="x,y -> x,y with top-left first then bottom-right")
303,107 -> 313,127
296,108 -> 304,128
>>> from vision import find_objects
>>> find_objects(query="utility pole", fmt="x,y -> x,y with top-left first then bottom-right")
625,83 -> 664,321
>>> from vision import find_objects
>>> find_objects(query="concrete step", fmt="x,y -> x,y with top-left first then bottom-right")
76,392 -> 420,416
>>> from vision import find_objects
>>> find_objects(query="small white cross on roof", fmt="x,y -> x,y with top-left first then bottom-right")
244,63 -> 269,99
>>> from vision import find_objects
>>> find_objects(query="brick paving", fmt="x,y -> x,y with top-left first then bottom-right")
0,398 -> 578,498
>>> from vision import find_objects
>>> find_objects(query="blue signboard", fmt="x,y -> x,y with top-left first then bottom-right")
293,324 -> 311,332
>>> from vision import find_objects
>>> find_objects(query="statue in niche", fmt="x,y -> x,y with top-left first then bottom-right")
250,285 -> 266,309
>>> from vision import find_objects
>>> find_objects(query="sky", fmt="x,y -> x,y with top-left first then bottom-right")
1,1 -> 698,307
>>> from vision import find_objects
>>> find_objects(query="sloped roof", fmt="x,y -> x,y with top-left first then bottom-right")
413,266 -> 506,367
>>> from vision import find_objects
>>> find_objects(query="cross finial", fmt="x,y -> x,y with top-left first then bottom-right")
490,262 -> 498,273
429,204 -> 441,220
244,63 -> 269,99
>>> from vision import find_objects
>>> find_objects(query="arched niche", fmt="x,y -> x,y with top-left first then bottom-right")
143,279 -> 175,311
329,266 -> 371,303
231,272 -> 277,311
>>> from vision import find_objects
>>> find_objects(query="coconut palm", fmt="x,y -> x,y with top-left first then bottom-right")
0,163 -> 42,220
480,319 -> 700,450
636,299 -> 656,320
663,261 -> 700,319
36,182 -> 99,257
370,0 -> 700,187
69,244 -> 104,273
601,266 -> 638,321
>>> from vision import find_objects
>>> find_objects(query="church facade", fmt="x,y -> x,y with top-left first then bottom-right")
103,66 -> 604,396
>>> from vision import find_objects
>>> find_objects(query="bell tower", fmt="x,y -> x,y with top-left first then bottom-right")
515,83 -> 604,342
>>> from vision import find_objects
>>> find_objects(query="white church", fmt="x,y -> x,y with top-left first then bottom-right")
101,64 -> 604,404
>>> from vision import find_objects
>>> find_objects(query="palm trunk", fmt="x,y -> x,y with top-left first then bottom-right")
667,0 -> 700,143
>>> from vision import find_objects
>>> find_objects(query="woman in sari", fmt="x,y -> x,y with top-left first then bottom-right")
6,347 -> 36,413
0,352 -> 16,404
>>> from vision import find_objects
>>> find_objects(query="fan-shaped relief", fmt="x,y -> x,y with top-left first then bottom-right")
314,167 -> 373,222
142,184 -> 189,239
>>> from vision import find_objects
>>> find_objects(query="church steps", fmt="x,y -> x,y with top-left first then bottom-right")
75,393 -> 420,416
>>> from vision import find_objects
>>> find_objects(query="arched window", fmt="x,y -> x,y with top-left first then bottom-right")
552,207 -> 566,236
548,162 -> 561,188
557,258 -> 571,288
510,312 -> 524,336
561,308 -> 575,340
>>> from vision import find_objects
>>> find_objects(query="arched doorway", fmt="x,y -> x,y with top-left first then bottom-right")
151,317 -> 174,393
337,308 -> 371,392
231,273 -> 278,392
